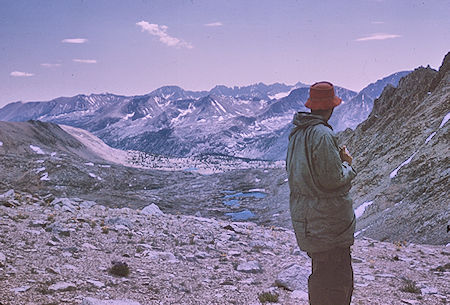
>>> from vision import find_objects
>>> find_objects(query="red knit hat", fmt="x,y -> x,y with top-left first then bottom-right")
305,81 -> 342,110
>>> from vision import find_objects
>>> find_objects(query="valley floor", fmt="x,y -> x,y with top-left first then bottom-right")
0,191 -> 448,305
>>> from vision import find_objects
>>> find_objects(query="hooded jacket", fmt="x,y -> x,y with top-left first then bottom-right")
286,112 -> 356,253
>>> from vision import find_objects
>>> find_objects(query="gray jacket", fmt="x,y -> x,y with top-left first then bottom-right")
286,112 -> 356,253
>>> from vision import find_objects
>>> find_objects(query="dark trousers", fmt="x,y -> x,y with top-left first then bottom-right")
307,247 -> 353,305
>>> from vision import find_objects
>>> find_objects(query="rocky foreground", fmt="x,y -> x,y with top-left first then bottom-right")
0,190 -> 448,305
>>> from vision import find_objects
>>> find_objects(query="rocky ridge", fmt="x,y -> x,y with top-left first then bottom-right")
329,71 -> 411,132
0,189 -> 449,305
338,52 -> 450,245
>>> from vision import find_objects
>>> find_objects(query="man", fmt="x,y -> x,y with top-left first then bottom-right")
286,81 -> 356,305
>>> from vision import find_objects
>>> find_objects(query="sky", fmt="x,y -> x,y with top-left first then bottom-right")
1,0 -> 449,107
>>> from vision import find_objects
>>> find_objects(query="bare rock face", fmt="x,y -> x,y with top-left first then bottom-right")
338,52 -> 450,245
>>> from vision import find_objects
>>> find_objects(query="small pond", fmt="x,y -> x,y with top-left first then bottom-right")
221,189 -> 267,221
225,210 -> 256,221
223,191 -> 267,199
223,199 -> 239,207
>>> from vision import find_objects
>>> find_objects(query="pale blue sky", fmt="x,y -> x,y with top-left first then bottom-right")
1,0 -> 449,107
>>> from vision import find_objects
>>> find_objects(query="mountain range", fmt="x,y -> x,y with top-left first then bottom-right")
0,52 -> 448,246
0,73 -> 409,160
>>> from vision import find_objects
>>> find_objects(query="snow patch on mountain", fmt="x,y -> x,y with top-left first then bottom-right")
171,105 -> 195,125
35,167 -> 46,173
269,91 -> 291,100
89,172 -> 102,180
389,152 -> 417,179
123,112 -> 135,120
29,145 -> 45,155
389,111 -> 449,179
40,172 -> 50,181
439,111 -> 450,128
425,132 -> 437,144
355,201 -> 374,218
214,100 -> 227,113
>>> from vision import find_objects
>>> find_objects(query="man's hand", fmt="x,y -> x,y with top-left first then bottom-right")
339,145 -> 353,165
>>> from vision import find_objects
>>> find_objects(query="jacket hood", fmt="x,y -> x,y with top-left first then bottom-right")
290,112 -> 332,139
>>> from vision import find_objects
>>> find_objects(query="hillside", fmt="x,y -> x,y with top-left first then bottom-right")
338,52 -> 450,245
0,190 -> 448,305
0,120 -> 290,228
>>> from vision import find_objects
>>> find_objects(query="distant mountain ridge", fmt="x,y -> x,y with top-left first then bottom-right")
0,74 -> 409,160
330,71 -> 411,131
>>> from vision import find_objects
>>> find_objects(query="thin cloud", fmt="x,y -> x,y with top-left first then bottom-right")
371,21 -> 385,24
62,38 -> 88,44
204,22 -> 223,27
136,21 -> 193,49
356,33 -> 401,41
41,63 -> 61,68
73,59 -> 97,64
10,71 -> 34,77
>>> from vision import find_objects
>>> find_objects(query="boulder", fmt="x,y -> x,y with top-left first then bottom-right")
86,280 -> 106,289
275,264 -> 309,291
236,261 -> 262,273
48,281 -> 76,292
0,189 -> 17,207
0,189 -> 15,201
291,290 -> 309,301
141,204 -> 164,216
106,217 -> 133,229
10,286 -> 31,293
80,200 -> 97,209
143,250 -> 176,261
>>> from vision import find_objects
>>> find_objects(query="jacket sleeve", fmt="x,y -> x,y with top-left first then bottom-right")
311,131 -> 357,192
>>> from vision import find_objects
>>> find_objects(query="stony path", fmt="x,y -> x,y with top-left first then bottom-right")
0,190 -> 448,305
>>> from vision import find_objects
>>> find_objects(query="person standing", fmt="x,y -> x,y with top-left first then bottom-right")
286,81 -> 356,305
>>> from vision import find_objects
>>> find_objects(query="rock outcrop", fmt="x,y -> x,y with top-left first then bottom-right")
338,52 -> 450,244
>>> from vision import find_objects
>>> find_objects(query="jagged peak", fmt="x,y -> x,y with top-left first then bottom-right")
396,65 -> 437,89
361,65 -> 439,131
150,85 -> 186,94
439,51 -> 450,74
428,51 -> 450,93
